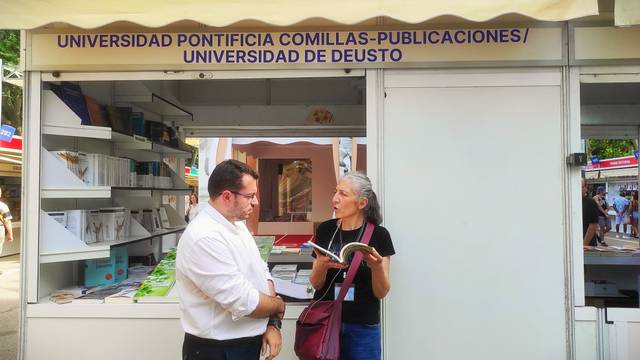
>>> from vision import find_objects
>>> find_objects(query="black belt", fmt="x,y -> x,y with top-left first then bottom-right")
184,332 -> 262,348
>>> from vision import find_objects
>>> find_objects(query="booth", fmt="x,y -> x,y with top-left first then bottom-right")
6,0 -> 640,359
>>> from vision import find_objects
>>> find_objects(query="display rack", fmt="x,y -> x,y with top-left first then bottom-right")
39,209 -> 186,264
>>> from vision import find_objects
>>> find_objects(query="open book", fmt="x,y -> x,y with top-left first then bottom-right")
307,241 -> 374,264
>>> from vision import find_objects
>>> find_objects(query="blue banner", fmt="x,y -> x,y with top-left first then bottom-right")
0,125 -> 15,142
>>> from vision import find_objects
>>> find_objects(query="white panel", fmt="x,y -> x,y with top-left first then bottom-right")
575,320 -> 598,360
383,69 -> 566,360
25,318 -> 184,360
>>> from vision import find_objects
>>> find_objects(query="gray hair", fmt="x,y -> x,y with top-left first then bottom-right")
341,172 -> 382,225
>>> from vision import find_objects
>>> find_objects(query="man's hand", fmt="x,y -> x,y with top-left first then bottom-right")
363,248 -> 383,271
261,325 -> 282,360
6,236 -> 13,242
313,250 -> 348,271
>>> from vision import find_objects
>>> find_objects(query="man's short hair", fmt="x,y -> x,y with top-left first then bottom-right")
208,159 -> 259,199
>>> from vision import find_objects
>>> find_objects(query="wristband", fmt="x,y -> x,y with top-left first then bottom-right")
267,319 -> 282,331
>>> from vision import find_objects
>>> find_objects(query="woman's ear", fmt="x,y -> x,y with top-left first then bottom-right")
358,197 -> 369,211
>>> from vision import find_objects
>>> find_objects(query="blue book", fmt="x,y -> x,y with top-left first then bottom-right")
113,246 -> 128,282
84,256 -> 116,288
50,82 -> 91,125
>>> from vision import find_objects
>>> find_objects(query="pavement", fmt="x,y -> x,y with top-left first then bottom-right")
0,255 -> 20,360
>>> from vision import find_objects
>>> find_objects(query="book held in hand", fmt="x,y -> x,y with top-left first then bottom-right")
307,241 -> 375,264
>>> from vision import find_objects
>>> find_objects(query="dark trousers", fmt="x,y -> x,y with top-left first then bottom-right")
182,333 -> 262,360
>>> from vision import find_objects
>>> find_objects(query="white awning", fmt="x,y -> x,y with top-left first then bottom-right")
0,0 -> 598,30
615,0 -> 640,26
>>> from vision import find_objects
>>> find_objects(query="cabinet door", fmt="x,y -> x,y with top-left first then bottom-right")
382,69 -> 567,360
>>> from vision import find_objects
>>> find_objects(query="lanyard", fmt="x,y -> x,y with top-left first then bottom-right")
326,220 -> 366,256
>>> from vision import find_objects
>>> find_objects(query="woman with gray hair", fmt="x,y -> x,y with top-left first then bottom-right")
307,172 -> 395,360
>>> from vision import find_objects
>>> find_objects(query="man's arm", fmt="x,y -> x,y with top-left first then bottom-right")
249,292 -> 285,318
3,219 -> 13,241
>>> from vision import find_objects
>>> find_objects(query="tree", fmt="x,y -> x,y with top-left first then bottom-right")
0,31 -> 19,65
587,139 -> 638,160
0,30 -> 21,135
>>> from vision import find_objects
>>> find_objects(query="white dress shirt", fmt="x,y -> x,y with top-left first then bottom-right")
176,203 -> 272,340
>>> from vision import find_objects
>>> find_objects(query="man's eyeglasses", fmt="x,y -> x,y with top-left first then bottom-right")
229,191 -> 257,200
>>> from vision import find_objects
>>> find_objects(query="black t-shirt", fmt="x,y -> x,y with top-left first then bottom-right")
582,195 -> 599,245
312,219 -> 395,324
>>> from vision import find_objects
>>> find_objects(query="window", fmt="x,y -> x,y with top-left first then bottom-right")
259,159 -> 312,222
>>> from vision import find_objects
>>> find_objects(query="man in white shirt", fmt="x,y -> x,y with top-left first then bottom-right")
177,160 -> 285,360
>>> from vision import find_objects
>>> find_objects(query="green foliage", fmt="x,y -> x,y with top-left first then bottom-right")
587,139 -> 638,160
2,83 -> 22,135
0,30 -> 22,135
0,30 -> 19,65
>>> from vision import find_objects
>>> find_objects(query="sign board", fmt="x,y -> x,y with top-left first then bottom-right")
27,27 -> 564,70
0,125 -> 16,142
586,155 -> 637,170
574,27 -> 640,62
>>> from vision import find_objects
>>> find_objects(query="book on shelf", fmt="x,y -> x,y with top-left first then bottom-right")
73,279 -> 142,304
50,82 -> 91,126
151,209 -> 162,231
49,286 -> 91,304
254,236 -> 275,262
157,207 -> 171,229
88,209 -> 103,243
104,287 -> 138,304
271,264 -> 298,281
294,269 -> 312,285
131,111 -> 145,137
47,211 -> 67,228
85,95 -> 110,128
113,246 -> 129,282
306,241 -> 374,265
134,249 -> 177,301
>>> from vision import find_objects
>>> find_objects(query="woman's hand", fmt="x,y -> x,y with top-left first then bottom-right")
310,250 -> 348,290
313,250 -> 349,270
363,248 -> 384,271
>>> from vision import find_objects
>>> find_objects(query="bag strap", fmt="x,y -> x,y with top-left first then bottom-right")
336,222 -> 374,302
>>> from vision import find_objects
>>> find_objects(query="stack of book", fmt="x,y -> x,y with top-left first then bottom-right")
47,207 -> 132,244
49,82 -> 136,135
52,150 -> 136,187
294,270 -> 312,286
271,264 -> 298,281
134,248 -> 177,303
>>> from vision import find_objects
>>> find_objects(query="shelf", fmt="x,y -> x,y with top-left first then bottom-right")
111,187 -> 191,192
41,147 -> 112,199
41,226 -> 186,264
152,142 -> 194,156
42,89 -> 193,158
43,124 -> 111,140
42,90 -> 112,140
110,131 -> 193,157
584,254 -> 640,266
41,187 -> 111,199
114,93 -> 193,119
40,210 -> 186,264
111,132 -> 152,150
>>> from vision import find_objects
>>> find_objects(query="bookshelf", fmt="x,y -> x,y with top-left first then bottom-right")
37,83 -> 191,309
39,208 -> 186,264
